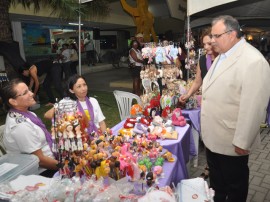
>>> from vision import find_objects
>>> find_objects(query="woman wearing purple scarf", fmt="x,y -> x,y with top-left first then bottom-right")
1,79 -> 58,175
179,27 -> 218,103
45,74 -> 107,134
179,27 -> 218,179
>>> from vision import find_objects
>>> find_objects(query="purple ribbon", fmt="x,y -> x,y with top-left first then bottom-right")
76,97 -> 98,134
206,54 -> 212,71
10,108 -> 54,156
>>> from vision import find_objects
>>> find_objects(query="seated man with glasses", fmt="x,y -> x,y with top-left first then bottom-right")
1,79 -> 58,177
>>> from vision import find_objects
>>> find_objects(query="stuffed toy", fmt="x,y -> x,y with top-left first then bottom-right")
133,122 -> 149,135
130,104 -> 143,118
172,108 -> 186,127
161,106 -> 172,120
123,118 -> 137,128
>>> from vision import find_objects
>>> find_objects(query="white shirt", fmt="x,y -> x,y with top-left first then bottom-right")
61,49 -> 71,63
59,97 -> 105,128
210,38 -> 245,79
84,38 -> 94,51
3,111 -> 53,158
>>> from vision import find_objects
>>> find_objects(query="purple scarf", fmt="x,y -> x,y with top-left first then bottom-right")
76,97 -> 98,134
10,108 -> 53,153
206,54 -> 212,71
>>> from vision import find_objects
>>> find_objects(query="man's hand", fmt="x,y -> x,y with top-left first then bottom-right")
235,146 -> 250,155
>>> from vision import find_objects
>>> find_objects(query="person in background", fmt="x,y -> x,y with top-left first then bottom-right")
1,79 -> 58,176
201,15 -> 270,202
84,33 -> 96,66
69,43 -> 79,75
61,43 -> 72,81
19,59 -> 63,106
179,27 -> 218,180
179,27 -> 218,102
44,74 -> 107,133
135,33 -> 144,49
129,40 -> 144,96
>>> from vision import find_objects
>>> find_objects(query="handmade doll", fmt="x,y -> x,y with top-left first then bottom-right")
162,151 -> 175,162
146,172 -> 156,187
123,118 -> 137,128
133,122 -> 148,135
62,123 -> 71,151
51,126 -> 57,153
95,160 -> 110,179
161,106 -> 172,120
130,104 -> 143,118
66,123 -> 77,151
171,108 -> 186,127
74,124 -> 83,151
109,156 -> 120,180
155,46 -> 165,64
153,165 -> 163,176
60,158 -> 71,177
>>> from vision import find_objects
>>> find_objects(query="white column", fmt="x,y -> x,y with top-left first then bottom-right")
11,21 -> 26,60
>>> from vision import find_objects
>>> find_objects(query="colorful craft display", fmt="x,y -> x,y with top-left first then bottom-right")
48,99 -> 179,198
141,42 -> 182,65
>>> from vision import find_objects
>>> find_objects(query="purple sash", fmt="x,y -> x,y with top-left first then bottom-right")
76,97 -> 98,134
206,54 -> 212,70
10,108 -> 54,155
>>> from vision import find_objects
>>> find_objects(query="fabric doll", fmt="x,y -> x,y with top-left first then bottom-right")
172,108 -> 186,127
155,46 -> 165,64
123,118 -> 137,128
75,124 -> 83,151
130,104 -> 143,118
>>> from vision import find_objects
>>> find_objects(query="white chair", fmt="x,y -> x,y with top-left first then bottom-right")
113,90 -> 142,121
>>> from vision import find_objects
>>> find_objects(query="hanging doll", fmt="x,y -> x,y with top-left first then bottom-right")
74,124 -> 83,151
51,126 -> 57,153
66,123 -> 77,152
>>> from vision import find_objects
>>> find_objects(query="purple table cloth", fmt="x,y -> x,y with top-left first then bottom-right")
111,121 -> 196,182
158,154 -> 180,187
182,108 -> 201,157
182,108 -> 201,133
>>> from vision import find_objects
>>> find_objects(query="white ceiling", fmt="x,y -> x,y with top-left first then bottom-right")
9,0 -> 270,35
190,0 -> 270,34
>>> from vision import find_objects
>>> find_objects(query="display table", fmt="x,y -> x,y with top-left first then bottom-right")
111,121 -> 196,182
182,108 -> 201,167
158,154 -> 180,187
0,153 -> 39,183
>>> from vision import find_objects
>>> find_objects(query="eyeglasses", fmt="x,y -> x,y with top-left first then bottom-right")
210,30 -> 232,39
15,89 -> 32,98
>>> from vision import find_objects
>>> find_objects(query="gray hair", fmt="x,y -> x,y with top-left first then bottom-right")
212,15 -> 242,38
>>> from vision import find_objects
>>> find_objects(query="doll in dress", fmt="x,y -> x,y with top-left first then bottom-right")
66,123 -> 77,151
74,124 -> 83,151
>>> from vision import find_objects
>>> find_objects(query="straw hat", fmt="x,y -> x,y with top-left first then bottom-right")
136,33 -> 143,38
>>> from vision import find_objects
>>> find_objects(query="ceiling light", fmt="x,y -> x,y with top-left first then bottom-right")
80,0 -> 93,3
69,22 -> 83,26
